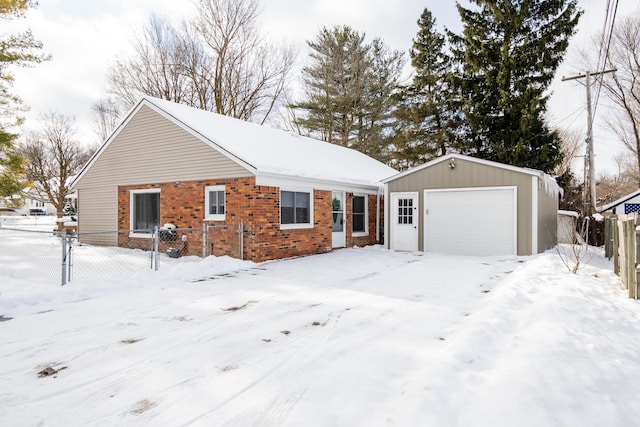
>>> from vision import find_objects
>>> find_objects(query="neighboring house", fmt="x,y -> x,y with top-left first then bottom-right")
383,154 -> 561,256
71,96 -> 397,262
2,179 -> 78,217
597,189 -> 640,215
15,188 -> 57,216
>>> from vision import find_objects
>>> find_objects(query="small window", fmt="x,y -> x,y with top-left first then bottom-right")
205,185 -> 225,220
281,190 -> 312,228
130,189 -> 160,236
352,195 -> 367,234
398,198 -> 413,225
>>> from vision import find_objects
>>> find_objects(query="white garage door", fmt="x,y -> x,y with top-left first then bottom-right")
424,187 -> 517,256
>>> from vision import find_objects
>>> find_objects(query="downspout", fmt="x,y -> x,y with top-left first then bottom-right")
384,183 -> 389,249
531,175 -> 539,255
376,186 -> 381,243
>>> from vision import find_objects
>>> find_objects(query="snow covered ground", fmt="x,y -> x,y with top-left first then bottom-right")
1,216 -> 639,426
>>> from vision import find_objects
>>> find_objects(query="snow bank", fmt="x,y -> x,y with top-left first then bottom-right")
1,235 -> 639,426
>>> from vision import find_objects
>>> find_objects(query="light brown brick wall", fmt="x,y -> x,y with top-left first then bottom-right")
118,177 -> 387,262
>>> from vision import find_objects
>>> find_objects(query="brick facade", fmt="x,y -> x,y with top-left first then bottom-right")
118,177 -> 382,262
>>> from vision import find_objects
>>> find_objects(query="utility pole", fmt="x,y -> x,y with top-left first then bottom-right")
562,68 -> 616,216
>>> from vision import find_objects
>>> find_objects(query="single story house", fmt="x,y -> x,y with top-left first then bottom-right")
71,96 -> 397,262
382,154 -> 561,256
597,189 -> 640,215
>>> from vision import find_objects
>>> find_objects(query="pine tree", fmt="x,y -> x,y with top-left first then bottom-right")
392,8 -> 455,169
449,0 -> 581,173
0,0 -> 50,201
292,25 -> 403,162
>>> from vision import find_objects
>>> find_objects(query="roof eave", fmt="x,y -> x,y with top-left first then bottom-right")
256,171 -> 384,194
383,153 -> 553,183
597,189 -> 640,212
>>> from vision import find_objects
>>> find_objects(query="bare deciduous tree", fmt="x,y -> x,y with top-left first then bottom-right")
106,0 -> 294,125
108,15 -> 194,108
600,12 -> 640,186
554,127 -> 584,178
92,98 -> 124,142
20,113 -> 94,217
596,153 -> 638,206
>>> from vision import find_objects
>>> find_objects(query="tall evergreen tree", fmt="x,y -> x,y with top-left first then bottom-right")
292,25 -> 404,162
392,8 -> 455,170
0,0 -> 50,202
449,0 -> 581,173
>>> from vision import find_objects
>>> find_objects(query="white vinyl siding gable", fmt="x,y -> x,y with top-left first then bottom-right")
75,105 -> 252,189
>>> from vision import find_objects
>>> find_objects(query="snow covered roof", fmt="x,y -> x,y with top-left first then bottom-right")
135,97 -> 397,189
597,189 -> 640,213
558,210 -> 579,218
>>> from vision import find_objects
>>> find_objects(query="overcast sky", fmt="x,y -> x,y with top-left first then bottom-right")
4,0 -> 638,175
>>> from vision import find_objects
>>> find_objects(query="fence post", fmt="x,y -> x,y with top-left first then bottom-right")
61,229 -> 67,286
604,217 -> 613,259
613,218 -> 620,276
67,233 -> 74,283
626,218 -> 637,299
202,224 -> 207,258
239,222 -> 244,260
153,226 -> 159,271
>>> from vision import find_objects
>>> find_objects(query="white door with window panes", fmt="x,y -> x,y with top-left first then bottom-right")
391,192 -> 418,251
332,191 -> 345,248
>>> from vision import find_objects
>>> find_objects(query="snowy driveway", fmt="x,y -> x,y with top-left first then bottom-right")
1,231 -> 640,426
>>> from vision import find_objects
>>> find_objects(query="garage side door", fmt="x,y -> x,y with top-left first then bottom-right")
424,187 -> 516,256
390,192 -> 419,252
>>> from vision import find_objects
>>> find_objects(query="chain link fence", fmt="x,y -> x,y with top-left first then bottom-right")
0,223 -> 244,286
0,225 -> 62,285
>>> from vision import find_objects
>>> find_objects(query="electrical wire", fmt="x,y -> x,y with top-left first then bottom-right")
592,0 -> 619,118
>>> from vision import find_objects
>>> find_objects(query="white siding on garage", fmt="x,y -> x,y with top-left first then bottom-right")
424,187 -> 517,256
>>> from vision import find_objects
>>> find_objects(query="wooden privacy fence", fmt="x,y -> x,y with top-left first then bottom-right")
605,213 -> 639,299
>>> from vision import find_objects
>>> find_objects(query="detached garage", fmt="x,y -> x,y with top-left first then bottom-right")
383,154 -> 561,256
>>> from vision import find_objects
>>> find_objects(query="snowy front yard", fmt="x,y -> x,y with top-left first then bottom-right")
1,217 -> 640,426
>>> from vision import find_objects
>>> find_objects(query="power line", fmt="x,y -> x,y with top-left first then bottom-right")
593,0 -> 619,118
562,68 -> 616,216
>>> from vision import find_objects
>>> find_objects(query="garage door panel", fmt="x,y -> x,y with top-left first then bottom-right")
424,188 -> 516,256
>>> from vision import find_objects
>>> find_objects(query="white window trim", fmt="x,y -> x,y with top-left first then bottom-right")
204,185 -> 226,221
352,193 -> 368,237
280,188 -> 314,230
130,188 -> 161,238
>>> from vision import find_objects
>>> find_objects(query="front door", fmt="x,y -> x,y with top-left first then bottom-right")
391,192 -> 419,251
332,191 -> 346,248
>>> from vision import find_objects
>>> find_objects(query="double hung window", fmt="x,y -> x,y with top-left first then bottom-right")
352,195 -> 367,234
281,190 -> 312,228
205,186 -> 225,220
